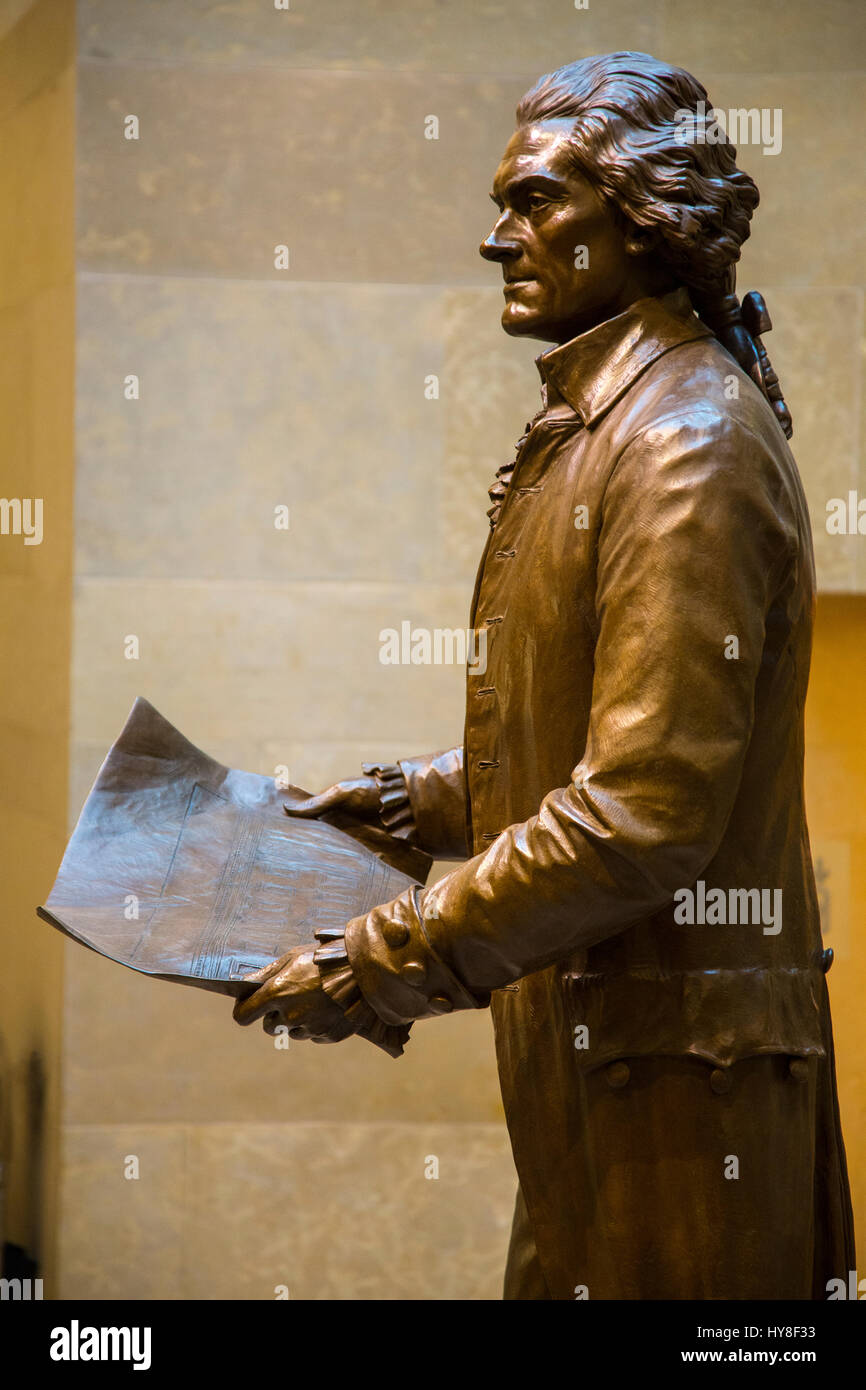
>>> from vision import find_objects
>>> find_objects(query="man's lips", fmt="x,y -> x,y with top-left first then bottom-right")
503,277 -> 537,291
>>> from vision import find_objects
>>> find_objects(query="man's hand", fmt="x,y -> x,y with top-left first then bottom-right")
232,945 -> 355,1043
282,773 -> 380,822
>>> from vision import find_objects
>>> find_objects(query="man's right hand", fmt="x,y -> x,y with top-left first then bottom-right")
283,773 -> 381,822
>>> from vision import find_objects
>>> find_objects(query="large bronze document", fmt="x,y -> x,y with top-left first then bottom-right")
38,698 -> 422,998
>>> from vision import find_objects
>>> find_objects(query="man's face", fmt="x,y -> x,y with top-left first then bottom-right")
480,122 -> 641,344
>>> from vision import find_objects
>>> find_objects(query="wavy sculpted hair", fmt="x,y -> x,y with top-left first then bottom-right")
516,52 -> 792,437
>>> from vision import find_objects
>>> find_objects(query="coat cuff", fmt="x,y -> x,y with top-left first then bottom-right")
343,885 -> 491,1026
312,927 -> 411,1059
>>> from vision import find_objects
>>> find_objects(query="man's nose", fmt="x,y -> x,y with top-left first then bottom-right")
479,220 -> 520,263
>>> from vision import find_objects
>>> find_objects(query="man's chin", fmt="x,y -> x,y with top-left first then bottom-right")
501,305 -> 551,340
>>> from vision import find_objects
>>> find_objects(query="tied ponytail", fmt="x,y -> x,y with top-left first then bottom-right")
691,268 -> 793,439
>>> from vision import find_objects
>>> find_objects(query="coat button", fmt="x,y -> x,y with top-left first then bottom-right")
788,1058 -> 810,1084
401,960 -> 426,987
710,1068 -> 732,1095
382,921 -> 410,949
605,1061 -> 630,1088
822,947 -> 834,974
429,995 -> 453,1014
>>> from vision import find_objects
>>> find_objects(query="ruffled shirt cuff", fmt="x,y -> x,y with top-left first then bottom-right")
313,927 -> 411,1059
308,762 -> 420,1057
361,762 -> 417,842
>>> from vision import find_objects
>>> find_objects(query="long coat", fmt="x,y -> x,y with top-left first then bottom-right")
341,288 -> 855,1299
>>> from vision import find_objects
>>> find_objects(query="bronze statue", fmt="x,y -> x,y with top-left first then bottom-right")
234,51 -> 855,1300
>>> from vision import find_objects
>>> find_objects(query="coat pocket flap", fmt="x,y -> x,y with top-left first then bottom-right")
566,964 -> 827,1071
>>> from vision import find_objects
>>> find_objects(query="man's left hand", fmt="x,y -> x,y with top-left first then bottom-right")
232,945 -> 355,1043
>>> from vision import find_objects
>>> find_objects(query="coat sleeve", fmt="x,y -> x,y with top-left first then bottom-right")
342,415 -> 798,1028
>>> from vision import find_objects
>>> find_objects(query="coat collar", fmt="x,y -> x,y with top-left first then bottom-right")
535,288 -> 712,428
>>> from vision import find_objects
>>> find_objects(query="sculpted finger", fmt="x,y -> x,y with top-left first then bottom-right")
282,788 -> 343,818
310,1015 -> 356,1044
239,958 -> 282,987
233,982 -> 279,1026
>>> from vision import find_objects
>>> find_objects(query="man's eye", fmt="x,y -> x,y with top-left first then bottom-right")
526,194 -> 551,212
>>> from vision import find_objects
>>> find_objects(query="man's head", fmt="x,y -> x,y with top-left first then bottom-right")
481,120 -> 671,343
480,52 -> 760,346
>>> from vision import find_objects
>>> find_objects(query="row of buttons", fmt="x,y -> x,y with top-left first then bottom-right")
602,1056 -> 814,1092
475,433 -> 526,843
379,919 -> 453,1014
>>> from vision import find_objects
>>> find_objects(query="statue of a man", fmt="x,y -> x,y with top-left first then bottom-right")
234,51 -> 855,1300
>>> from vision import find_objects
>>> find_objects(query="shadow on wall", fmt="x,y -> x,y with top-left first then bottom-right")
0,1041 -> 47,1286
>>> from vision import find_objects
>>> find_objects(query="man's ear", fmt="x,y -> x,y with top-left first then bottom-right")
624,225 -> 662,257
